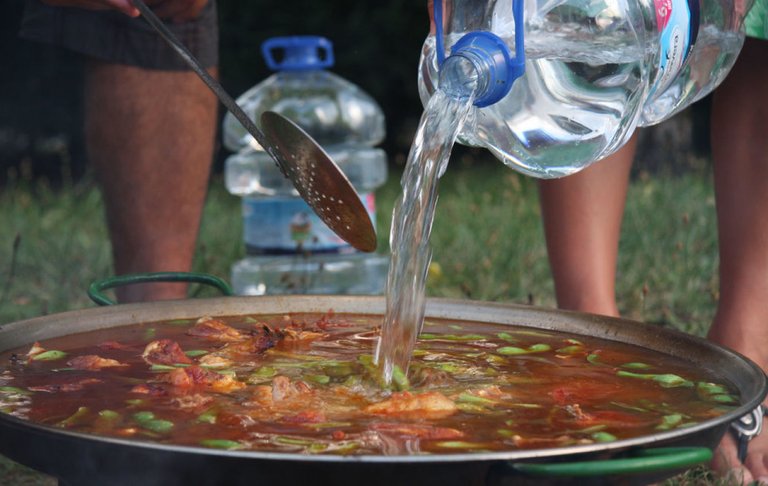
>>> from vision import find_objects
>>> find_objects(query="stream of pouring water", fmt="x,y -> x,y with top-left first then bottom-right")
375,88 -> 476,384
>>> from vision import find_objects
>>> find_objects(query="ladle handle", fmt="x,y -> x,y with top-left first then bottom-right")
132,0 -> 269,150
88,272 -> 234,306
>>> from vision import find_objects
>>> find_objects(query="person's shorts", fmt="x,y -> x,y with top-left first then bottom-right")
745,0 -> 768,40
19,0 -> 218,70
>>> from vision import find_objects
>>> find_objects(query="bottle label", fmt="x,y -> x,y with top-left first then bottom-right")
648,0 -> 699,99
242,193 -> 377,255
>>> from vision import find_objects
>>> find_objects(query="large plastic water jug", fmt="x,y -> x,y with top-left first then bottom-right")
222,36 -> 389,296
418,0 -> 748,178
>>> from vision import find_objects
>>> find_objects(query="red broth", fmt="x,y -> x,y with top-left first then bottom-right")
0,313 -> 738,455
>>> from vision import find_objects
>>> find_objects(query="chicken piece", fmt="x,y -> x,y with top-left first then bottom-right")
365,391 -> 458,419
158,365 -> 245,393
248,376 -> 317,413
244,376 -> 333,424
194,327 -> 278,368
67,355 -> 128,370
250,325 -> 281,351
271,375 -> 313,402
251,384 -> 275,407
142,339 -> 193,366
186,316 -> 244,342
212,329 -> 278,361
198,354 -> 234,369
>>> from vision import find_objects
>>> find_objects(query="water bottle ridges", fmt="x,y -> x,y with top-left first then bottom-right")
223,36 -> 389,296
419,0 -> 746,178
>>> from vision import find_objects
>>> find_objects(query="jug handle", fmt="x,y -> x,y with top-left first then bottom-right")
434,0 -> 525,100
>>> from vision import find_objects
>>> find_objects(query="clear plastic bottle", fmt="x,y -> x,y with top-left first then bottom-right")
223,36 -> 385,153
223,36 -> 389,296
418,0 -> 748,178
638,0 -> 747,124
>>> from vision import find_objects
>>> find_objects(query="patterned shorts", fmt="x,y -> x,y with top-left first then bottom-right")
19,0 -> 219,70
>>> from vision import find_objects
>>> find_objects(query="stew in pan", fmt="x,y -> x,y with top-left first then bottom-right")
0,312 -> 738,455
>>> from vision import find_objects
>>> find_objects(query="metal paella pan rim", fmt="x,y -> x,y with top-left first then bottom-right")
0,408 -> 750,464
0,295 -> 764,482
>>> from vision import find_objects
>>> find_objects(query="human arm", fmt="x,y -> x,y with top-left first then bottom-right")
40,0 -> 139,17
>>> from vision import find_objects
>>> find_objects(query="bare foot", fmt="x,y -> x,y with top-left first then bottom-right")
711,417 -> 768,485
708,320 -> 768,484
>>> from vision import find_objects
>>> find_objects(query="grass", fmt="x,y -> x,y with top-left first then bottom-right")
0,159 -> 727,484
0,159 -> 720,330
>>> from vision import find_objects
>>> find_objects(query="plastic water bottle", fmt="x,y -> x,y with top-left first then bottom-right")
638,0 -> 746,125
223,36 -> 389,296
418,0 -> 748,178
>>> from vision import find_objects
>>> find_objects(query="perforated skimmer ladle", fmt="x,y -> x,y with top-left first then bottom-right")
133,0 -> 377,252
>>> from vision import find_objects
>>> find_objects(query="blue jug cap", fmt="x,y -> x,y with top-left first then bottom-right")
261,36 -> 335,71
434,0 -> 525,107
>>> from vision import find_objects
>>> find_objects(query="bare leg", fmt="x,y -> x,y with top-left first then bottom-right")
538,135 -> 637,317
708,37 -> 768,484
84,61 -> 218,302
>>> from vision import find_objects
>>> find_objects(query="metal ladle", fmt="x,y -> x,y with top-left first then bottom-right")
133,0 -> 377,252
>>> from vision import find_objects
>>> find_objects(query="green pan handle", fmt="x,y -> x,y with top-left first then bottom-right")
88,272 -> 234,306
512,446 -> 712,477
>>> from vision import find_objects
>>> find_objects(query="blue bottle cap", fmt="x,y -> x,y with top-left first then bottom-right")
434,0 -> 526,107
449,32 -> 514,107
261,36 -> 335,71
